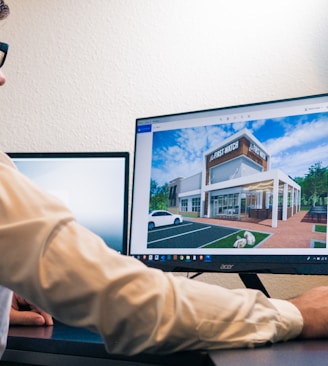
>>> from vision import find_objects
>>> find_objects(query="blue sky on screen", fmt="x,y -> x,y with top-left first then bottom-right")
151,112 -> 328,186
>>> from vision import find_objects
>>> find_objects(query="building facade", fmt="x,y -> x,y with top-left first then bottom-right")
168,129 -> 301,228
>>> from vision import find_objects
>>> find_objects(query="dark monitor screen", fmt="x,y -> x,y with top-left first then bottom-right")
8,152 -> 129,255
129,94 -> 328,275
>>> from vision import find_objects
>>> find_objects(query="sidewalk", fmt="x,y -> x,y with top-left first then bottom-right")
194,211 -> 327,249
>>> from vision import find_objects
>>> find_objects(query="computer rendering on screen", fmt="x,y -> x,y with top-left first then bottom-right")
129,94 -> 328,276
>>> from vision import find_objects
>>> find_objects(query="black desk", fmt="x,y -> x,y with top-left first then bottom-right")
2,323 -> 328,366
209,339 -> 328,366
1,322 -> 212,366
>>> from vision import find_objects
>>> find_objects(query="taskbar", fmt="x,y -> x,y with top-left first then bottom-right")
132,253 -> 328,263
132,254 -> 213,264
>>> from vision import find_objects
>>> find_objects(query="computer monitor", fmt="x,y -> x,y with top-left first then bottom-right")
129,94 -> 328,281
8,152 -> 129,255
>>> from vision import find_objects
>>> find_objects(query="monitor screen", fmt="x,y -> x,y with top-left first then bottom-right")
8,152 -> 129,255
129,94 -> 328,274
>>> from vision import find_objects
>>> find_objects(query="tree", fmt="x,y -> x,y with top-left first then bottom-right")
303,162 -> 328,207
149,179 -> 169,211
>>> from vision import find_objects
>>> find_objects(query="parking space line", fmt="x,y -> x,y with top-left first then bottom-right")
148,226 -> 212,244
148,222 -> 193,233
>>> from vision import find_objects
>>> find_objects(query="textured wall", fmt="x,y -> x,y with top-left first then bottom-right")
1,0 -> 328,297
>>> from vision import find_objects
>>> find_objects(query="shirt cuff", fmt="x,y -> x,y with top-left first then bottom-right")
269,298 -> 304,341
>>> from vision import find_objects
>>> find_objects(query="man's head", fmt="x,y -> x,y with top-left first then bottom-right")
0,0 -> 9,86
0,0 -> 9,20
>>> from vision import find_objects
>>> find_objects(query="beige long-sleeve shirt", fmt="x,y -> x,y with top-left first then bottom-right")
0,152 -> 303,356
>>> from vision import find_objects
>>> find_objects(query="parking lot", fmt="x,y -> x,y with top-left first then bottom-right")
147,221 -> 239,249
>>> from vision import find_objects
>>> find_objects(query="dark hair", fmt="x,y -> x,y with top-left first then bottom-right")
0,0 -> 9,20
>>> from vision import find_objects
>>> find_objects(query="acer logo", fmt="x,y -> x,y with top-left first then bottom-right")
220,264 -> 234,270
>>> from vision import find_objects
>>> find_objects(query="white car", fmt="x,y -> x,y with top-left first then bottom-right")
148,210 -> 183,230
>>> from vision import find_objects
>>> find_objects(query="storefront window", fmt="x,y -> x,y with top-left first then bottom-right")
181,199 -> 188,212
192,197 -> 200,212
211,193 -> 240,217
169,185 -> 177,207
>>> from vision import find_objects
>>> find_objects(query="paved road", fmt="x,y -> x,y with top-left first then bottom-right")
147,221 -> 239,249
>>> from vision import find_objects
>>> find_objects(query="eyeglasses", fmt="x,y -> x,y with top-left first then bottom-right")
0,42 -> 8,68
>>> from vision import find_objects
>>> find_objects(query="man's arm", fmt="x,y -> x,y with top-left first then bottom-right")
0,159 -> 320,355
289,287 -> 328,339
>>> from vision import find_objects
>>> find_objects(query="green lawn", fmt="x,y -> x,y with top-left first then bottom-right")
313,241 -> 327,249
314,225 -> 327,233
203,230 -> 270,249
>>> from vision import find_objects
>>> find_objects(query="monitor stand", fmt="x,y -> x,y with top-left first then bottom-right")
239,273 -> 270,298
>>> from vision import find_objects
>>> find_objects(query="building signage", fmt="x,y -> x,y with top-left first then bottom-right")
209,140 -> 239,162
249,143 -> 266,160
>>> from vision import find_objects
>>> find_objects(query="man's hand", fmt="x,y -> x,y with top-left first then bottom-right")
289,286 -> 328,339
10,293 -> 53,326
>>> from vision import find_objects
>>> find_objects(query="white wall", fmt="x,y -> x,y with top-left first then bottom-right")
1,0 -> 328,298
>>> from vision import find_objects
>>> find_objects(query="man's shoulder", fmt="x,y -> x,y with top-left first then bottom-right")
0,152 -> 16,169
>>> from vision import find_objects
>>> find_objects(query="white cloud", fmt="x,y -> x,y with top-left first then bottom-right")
153,125 -> 229,185
250,119 -> 267,131
266,118 -> 328,156
271,142 -> 328,177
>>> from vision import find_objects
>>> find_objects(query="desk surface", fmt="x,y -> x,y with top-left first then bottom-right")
2,322 -> 328,366
209,339 -> 328,366
2,322 -> 212,366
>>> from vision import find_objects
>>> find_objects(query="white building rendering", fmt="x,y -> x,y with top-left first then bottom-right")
168,129 -> 301,228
